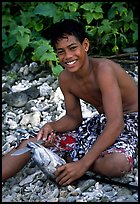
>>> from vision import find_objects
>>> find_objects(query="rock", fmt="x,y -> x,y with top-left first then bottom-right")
20,111 -> 41,126
39,82 -> 52,97
3,92 -> 28,108
19,171 -> 41,186
23,85 -> 40,99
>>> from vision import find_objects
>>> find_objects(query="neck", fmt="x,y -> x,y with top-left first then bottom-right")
74,57 -> 92,80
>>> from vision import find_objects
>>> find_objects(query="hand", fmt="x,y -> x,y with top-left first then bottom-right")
37,124 -> 56,146
54,160 -> 87,186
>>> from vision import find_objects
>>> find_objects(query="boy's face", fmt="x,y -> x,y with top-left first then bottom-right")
55,34 -> 89,72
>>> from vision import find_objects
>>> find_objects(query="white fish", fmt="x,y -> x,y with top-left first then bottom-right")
11,141 -> 66,180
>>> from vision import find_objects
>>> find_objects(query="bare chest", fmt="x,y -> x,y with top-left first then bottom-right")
70,79 -> 103,109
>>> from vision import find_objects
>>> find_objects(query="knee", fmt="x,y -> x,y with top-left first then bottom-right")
111,153 -> 131,177
92,152 -> 131,178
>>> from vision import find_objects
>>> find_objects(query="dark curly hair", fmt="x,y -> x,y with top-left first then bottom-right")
50,19 -> 87,50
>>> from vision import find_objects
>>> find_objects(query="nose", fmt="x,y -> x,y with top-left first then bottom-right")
64,50 -> 73,60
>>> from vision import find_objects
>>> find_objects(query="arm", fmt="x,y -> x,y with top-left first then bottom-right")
49,71 -> 82,132
37,71 -> 82,140
81,63 -> 124,169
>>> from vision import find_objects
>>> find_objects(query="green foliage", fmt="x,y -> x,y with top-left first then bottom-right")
31,39 -> 57,63
83,2 -> 138,54
80,2 -> 103,24
11,26 -> 31,51
31,39 -> 63,75
51,63 -> 64,77
2,2 -> 138,76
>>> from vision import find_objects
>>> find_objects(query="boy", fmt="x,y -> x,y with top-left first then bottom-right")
2,19 -> 138,186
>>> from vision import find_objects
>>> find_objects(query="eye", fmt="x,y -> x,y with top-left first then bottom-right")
57,50 -> 64,55
70,46 -> 77,50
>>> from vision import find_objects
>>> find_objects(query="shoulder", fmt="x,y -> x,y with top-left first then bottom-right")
91,58 -> 119,78
92,57 -> 116,70
58,69 -> 72,92
58,69 -> 71,84
91,58 -> 120,88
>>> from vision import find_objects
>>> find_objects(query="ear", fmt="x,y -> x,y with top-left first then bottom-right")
82,38 -> 89,52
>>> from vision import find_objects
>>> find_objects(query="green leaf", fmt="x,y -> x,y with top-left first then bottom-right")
84,12 -> 94,24
51,64 -> 63,77
112,2 -> 126,8
132,30 -> 138,43
20,11 -> 33,27
112,45 -> 119,53
39,53 -> 48,63
124,22 -> 130,32
98,26 -> 104,36
8,35 -> 17,47
9,47 -> 21,61
34,22 -> 43,32
3,53 -> 12,64
40,53 -> 57,63
68,2 -> 79,12
2,15 -> 12,27
122,9 -> 133,22
101,19 -> 111,32
18,26 -> 31,36
53,11 -> 64,23
85,25 -> 97,37
119,33 -> 128,43
80,3 -> 95,12
101,34 -> 109,45
34,3 -> 56,17
130,22 -> 138,31
11,26 -> 31,38
95,6 -> 103,13
16,33 -> 30,51
3,35 -> 17,49
93,12 -> 103,20
118,6 -> 127,16
34,45 -> 49,58
107,7 -> 116,20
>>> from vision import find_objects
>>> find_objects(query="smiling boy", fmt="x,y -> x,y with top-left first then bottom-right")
2,19 -> 138,186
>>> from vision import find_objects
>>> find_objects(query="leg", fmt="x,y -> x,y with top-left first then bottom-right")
90,152 -> 131,178
2,136 -> 37,181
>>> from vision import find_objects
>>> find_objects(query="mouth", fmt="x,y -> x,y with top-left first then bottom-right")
65,60 -> 77,66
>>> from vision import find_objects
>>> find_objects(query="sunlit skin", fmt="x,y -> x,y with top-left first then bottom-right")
2,34 -> 138,185
40,35 -> 137,186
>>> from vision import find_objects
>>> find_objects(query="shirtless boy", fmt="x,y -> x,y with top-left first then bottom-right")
2,19 -> 138,186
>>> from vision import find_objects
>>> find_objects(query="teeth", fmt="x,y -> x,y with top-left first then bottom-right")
66,60 -> 76,65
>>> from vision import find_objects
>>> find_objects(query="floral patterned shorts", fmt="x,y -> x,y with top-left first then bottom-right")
14,112 -> 138,173
51,112 -> 138,173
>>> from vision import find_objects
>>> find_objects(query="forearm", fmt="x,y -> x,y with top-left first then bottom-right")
81,120 -> 124,170
48,114 -> 82,133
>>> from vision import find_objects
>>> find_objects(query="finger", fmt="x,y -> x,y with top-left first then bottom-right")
37,131 -> 43,140
42,128 -> 51,141
49,132 -> 56,143
57,175 -> 72,186
51,132 -> 56,141
61,178 -> 72,186
55,171 -> 67,183
42,135 -> 48,141
43,128 -> 54,141
47,134 -> 52,141
54,165 -> 66,177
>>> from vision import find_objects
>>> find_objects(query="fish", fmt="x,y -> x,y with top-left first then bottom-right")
11,141 -> 66,180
